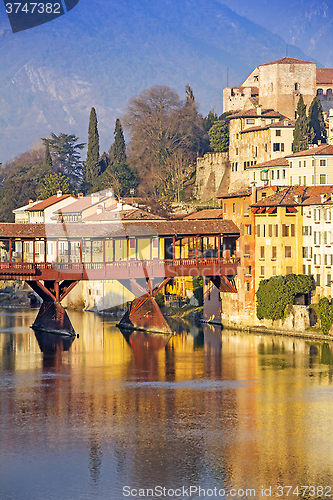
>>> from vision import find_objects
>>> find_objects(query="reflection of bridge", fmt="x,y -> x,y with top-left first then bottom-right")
0,219 -> 240,333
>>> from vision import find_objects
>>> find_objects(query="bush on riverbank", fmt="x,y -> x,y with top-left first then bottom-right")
256,274 -> 313,321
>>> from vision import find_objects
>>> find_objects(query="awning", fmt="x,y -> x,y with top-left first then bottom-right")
261,169 -> 269,172
266,206 -> 277,213
286,206 -> 297,213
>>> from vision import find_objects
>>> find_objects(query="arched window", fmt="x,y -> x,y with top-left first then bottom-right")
317,88 -> 323,95
327,88 -> 332,96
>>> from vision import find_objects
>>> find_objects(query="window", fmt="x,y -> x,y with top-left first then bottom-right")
129,238 -> 136,249
283,169 -> 286,179
286,266 -> 293,274
265,143 -> 268,152
320,159 -> 327,167
302,226 -> 309,236
277,170 -> 280,179
276,130 -> 281,136
291,224 -> 295,237
244,244 -> 250,255
224,203 -> 226,213
233,203 -> 235,214
260,246 -> 265,259
316,274 -> 321,286
272,266 -> 277,276
327,274 -> 332,286
272,246 -> 277,259
327,88 -> 333,96
256,225 -> 260,237
290,176 -> 293,185
325,254 -> 328,265
299,176 -> 302,185
271,170 -> 274,180
320,174 -> 327,184
317,88 -> 323,95
269,224 -> 273,237
303,247 -> 308,258
303,160 -> 306,167
304,176 -> 306,185
237,202 -> 240,215
260,266 -> 265,277
281,143 -> 284,152
275,225 -> 278,237
285,246 -> 292,258
244,202 -> 249,214
246,118 -> 255,124
248,265 -> 252,275
246,282 -> 250,292
273,143 -> 280,151
236,148 -> 238,155
245,224 -> 251,235
295,82 -> 299,91
282,224 -> 289,236
325,232 -> 328,244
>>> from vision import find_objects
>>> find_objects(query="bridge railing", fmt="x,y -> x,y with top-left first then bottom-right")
0,257 -> 240,276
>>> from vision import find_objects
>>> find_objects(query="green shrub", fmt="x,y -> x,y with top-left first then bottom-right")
256,274 -> 313,321
317,297 -> 333,335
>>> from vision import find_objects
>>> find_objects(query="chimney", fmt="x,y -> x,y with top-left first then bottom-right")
91,192 -> 100,204
57,190 -> 62,198
257,107 -> 262,116
29,199 -> 34,208
321,193 -> 327,204
294,194 -> 302,204
97,204 -> 103,215
117,202 -> 123,211
251,182 -> 257,204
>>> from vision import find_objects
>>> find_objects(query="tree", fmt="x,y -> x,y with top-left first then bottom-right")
208,119 -> 230,153
44,142 -> 53,172
123,85 -> 208,198
39,173 -> 70,199
85,107 -> 100,188
0,147 -> 51,221
42,133 -> 85,189
99,162 -> 138,198
109,119 -> 126,166
204,110 -> 218,131
308,97 -> 327,145
293,95 -> 309,152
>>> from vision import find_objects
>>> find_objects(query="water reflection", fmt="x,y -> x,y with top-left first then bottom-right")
1,310 -> 333,500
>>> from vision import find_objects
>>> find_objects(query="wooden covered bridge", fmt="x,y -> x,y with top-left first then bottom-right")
0,218 -> 240,333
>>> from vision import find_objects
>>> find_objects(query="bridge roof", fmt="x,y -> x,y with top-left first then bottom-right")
0,220 -> 239,239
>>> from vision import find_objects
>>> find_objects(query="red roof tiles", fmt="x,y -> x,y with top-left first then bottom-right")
316,68 -> 333,84
26,194 -> 73,211
251,185 -> 333,207
287,144 -> 333,157
228,108 -> 285,120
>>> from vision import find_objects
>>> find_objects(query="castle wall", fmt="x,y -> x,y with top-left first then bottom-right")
195,152 -> 229,201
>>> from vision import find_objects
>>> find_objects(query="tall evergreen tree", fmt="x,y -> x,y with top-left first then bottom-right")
308,96 -> 327,145
85,107 -> 100,187
44,142 -> 53,173
109,119 -> 126,166
293,95 -> 309,152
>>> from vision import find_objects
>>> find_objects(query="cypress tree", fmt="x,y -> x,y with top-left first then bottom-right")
85,107 -> 100,186
44,142 -> 53,173
308,96 -> 327,145
109,119 -> 126,166
293,95 -> 309,152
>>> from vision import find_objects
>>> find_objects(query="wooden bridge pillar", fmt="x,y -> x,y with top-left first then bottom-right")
28,280 -> 79,336
117,277 -> 172,334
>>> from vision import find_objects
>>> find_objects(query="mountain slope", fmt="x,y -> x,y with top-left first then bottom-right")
0,0 -> 314,161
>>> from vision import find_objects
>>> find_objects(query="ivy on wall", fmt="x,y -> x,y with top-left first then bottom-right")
256,274 -> 313,321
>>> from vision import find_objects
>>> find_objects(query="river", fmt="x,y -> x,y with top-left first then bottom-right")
1,308 -> 333,500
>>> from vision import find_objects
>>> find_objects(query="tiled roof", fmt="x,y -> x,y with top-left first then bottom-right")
0,220 -> 240,239
56,196 -> 111,214
26,194 -> 74,211
240,120 -> 294,134
287,144 -> 333,157
251,185 -> 333,207
84,208 -> 164,222
228,108 -> 285,120
184,209 -> 224,220
259,57 -> 315,66
218,186 -> 272,199
316,68 -> 333,84
246,157 -> 289,170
